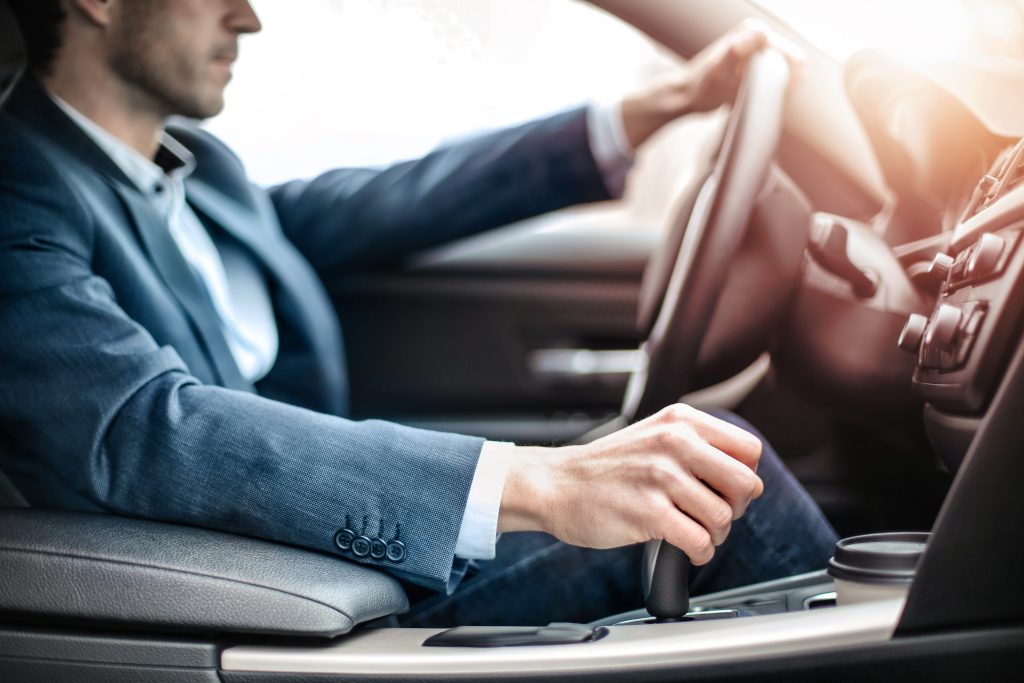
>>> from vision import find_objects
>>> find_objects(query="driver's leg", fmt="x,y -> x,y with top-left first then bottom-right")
398,411 -> 837,627
398,531 -> 644,628
688,410 -> 838,596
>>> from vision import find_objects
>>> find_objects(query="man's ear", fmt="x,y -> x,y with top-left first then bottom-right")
65,0 -> 115,28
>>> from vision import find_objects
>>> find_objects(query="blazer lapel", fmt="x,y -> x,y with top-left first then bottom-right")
185,179 -> 350,413
112,181 -> 254,393
185,180 -> 325,315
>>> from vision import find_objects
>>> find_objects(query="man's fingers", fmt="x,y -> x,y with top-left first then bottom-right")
689,410 -> 763,471
729,27 -> 769,60
661,470 -> 735,546
751,475 -> 765,500
683,440 -> 763,519
649,405 -> 763,515
658,509 -> 716,566
738,18 -> 807,81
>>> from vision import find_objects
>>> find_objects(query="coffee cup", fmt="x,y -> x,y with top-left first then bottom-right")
827,532 -> 929,606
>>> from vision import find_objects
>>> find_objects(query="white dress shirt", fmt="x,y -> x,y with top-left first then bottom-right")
52,93 -> 635,560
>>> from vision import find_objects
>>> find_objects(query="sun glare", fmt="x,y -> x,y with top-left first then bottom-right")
755,0 -> 975,62
205,0 -> 667,186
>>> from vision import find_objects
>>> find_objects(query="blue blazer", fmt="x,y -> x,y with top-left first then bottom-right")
0,77 -> 610,592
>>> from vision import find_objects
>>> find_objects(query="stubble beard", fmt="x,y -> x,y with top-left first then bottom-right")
108,17 -> 226,121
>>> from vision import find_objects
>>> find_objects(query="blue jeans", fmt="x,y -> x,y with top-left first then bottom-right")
398,411 -> 838,627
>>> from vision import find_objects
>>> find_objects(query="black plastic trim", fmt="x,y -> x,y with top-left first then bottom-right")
899,322 -> 1024,634
0,624 -> 220,683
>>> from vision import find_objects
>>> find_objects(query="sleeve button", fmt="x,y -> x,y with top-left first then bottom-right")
351,536 -> 372,558
334,529 -> 355,551
370,538 -> 388,560
386,540 -> 406,563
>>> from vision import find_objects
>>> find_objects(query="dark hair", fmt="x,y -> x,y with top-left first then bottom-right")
7,0 -> 67,75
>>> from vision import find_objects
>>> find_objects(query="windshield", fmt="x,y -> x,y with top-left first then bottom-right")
751,0 -> 1024,62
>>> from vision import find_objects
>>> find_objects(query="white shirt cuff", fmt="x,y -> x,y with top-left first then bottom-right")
586,100 -> 636,199
453,440 -> 515,560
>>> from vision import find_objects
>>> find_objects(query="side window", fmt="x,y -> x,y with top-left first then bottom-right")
205,0 -> 723,234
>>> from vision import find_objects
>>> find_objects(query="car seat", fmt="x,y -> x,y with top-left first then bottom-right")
0,0 -> 24,106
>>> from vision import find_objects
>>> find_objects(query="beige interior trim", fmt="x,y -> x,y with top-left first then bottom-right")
222,598 -> 905,676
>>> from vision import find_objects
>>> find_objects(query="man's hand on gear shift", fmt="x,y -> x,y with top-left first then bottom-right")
497,403 -> 764,566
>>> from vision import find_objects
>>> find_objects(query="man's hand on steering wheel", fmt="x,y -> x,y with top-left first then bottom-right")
620,22 -> 802,150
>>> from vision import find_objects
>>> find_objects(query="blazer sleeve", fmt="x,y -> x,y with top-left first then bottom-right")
268,106 -> 611,273
0,123 -> 483,594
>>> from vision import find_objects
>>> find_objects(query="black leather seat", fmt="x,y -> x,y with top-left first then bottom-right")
0,0 -> 23,105
0,508 -> 408,637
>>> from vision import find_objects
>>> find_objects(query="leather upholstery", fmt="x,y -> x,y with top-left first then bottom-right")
0,509 -> 409,638
0,1 -> 22,105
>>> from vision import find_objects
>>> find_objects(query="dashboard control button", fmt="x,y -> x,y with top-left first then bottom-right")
920,304 -> 964,370
898,314 -> 929,354
924,304 -> 963,353
964,306 -> 986,336
955,336 -> 975,368
953,305 -> 987,369
965,233 -> 1005,280
927,253 -> 954,283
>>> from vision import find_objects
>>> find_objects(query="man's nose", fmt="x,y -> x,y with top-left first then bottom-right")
228,0 -> 263,35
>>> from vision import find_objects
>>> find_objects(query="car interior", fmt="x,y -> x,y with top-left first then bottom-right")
1,0 -> 1023,680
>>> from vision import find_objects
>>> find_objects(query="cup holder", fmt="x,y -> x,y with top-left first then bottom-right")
802,591 -> 838,610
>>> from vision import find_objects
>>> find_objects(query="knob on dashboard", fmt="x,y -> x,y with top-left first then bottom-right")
898,314 -> 929,354
923,304 -> 963,353
966,233 -> 1006,280
927,253 -> 954,282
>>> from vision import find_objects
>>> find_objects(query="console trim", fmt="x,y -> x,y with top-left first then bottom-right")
221,599 -> 905,676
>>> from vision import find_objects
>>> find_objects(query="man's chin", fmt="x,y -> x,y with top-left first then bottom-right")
174,93 -> 226,121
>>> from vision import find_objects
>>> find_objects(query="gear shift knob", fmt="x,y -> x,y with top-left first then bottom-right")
642,540 -> 691,622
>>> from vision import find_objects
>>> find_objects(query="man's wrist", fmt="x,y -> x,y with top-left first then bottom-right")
497,445 -> 558,535
621,76 -> 696,149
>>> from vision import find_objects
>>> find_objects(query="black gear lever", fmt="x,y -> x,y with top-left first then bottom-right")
642,540 -> 691,622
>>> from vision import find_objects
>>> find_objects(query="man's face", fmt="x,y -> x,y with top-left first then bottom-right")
106,0 -> 261,120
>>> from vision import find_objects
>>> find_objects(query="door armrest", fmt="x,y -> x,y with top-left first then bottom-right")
0,509 -> 408,638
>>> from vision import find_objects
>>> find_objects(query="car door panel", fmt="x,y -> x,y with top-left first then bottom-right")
331,213 -> 656,429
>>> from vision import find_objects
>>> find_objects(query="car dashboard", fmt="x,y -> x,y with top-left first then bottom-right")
913,152 -> 1024,467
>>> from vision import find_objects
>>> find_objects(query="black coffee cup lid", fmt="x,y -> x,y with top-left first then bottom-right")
827,532 -> 930,585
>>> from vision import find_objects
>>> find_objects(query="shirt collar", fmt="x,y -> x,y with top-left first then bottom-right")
47,91 -> 196,196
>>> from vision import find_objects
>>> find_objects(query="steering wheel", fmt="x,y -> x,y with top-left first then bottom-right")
623,49 -> 792,421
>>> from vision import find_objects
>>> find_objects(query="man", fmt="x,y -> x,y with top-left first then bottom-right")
0,0 -> 835,626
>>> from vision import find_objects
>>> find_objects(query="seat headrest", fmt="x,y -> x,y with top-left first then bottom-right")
0,1 -> 26,106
